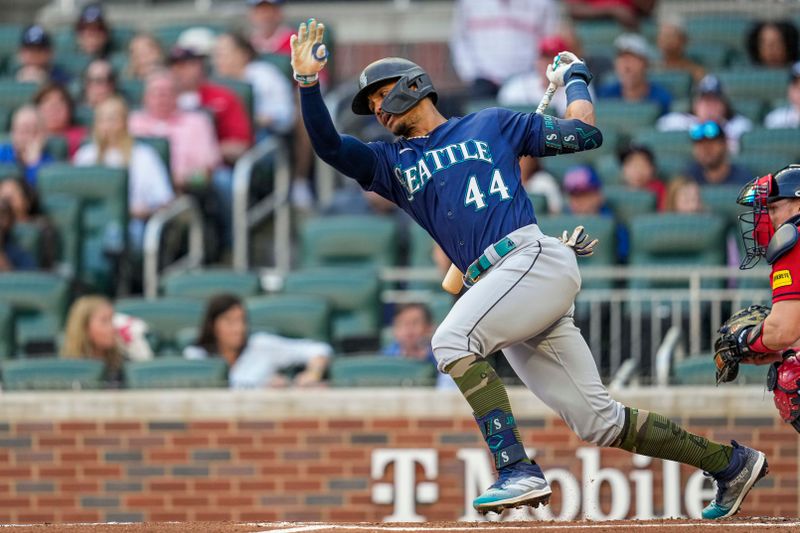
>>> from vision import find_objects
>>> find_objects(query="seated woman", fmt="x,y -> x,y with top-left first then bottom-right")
73,96 -> 174,249
34,83 -> 88,159
61,295 -> 153,386
184,294 -> 332,389
0,177 -> 58,269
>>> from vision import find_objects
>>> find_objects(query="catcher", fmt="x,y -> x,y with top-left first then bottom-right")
716,164 -> 800,432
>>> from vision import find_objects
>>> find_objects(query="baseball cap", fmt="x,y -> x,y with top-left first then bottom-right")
76,3 -> 107,30
695,74 -> 725,98
246,0 -> 284,5
613,33 -> 652,60
689,120 -> 725,142
169,27 -> 216,62
790,61 -> 800,81
563,165 -> 602,194
20,25 -> 51,48
539,36 -> 569,58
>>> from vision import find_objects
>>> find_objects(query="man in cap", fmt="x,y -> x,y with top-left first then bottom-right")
597,33 -> 672,115
657,74 -> 752,153
764,61 -> 800,129
75,2 -> 112,58
15,24 -> 70,85
685,121 -> 753,186
247,0 -> 293,56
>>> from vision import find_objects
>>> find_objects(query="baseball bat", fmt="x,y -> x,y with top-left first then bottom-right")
440,81 -> 558,295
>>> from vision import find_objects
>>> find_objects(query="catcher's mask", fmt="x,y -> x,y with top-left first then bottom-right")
351,57 -> 437,116
736,174 -> 775,269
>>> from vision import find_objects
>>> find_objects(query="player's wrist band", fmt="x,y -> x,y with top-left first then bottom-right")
565,78 -> 592,105
746,323 -> 772,353
294,72 -> 319,86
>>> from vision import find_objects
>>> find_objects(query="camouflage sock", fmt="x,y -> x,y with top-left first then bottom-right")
446,355 -> 531,465
612,407 -> 733,474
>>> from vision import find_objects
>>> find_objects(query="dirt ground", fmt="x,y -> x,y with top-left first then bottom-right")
2,518 -> 800,533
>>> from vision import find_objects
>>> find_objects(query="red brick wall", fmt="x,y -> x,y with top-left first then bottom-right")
0,412 -> 795,523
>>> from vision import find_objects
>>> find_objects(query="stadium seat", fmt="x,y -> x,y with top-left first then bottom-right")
52,52 -> 91,78
259,53 -> 293,80
528,193 -> 547,215
44,135 -> 69,161
124,357 -> 228,389
686,42 -> 732,70
41,193 -> 81,278
596,100 -> 662,136
733,152 -> 791,178
0,80 -> 39,110
633,130 -> 693,158
115,297 -> 204,354
136,136 -> 171,173
120,78 -> 144,107
162,269 -> 261,299
300,214 -> 397,268
283,267 -> 380,347
329,355 -> 437,387
0,162 -> 18,180
685,16 -> 752,50
0,302 -> 12,359
246,294 -> 331,343
37,164 -> 128,293
152,23 -> 227,50
734,99 -> 765,123
649,70 -> 693,101
0,24 -> 22,65
671,355 -> 768,385
595,154 -> 622,185
715,69 -> 788,102
408,223 -> 436,268
1,358 -> 105,391
0,272 -> 69,355
740,128 -> 800,158
604,186 -> 657,224
699,185 -> 748,227
574,20 -> 624,46
11,222 -> 41,267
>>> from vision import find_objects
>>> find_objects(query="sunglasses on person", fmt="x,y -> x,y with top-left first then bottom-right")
689,121 -> 723,141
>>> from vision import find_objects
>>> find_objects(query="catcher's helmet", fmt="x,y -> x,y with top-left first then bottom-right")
351,57 -> 437,116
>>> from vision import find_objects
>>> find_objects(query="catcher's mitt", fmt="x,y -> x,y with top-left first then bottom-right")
713,304 -> 771,384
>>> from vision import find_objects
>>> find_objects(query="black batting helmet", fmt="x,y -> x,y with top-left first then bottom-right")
768,164 -> 800,202
351,57 -> 437,116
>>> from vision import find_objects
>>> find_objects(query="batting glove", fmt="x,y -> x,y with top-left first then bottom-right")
560,225 -> 598,257
546,51 -> 592,88
290,18 -> 329,85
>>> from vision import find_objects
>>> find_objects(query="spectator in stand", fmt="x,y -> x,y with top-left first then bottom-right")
74,96 -> 174,249
62,295 -> 154,387
125,33 -> 165,81
450,0 -> 560,100
664,176 -> 705,213
15,24 -> 70,85
565,0 -> 655,30
0,198 -> 36,272
598,33 -> 672,115
655,16 -> 705,83
657,74 -> 752,154
212,32 -> 294,139
129,69 -> 222,192
685,121 -> 753,186
619,144 -> 666,210
184,294 -> 332,389
0,106 -> 53,187
0,178 -> 58,270
746,20 -> 799,68
81,59 -> 118,109
521,158 -> 563,214
34,84 -> 88,159
764,61 -> 800,128
75,3 -> 113,59
247,0 -> 293,56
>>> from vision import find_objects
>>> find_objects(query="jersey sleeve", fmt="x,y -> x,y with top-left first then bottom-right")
771,237 -> 800,303
492,107 -> 544,157
364,141 -> 406,205
492,107 -> 603,158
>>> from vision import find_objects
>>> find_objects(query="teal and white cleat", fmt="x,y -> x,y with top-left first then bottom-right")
473,461 -> 552,515
702,441 -> 768,520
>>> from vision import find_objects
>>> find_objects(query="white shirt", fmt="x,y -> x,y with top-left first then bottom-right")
184,332 -> 333,389
450,0 -> 560,85
764,106 -> 800,129
245,61 -> 295,134
655,112 -> 753,154
73,142 -> 174,214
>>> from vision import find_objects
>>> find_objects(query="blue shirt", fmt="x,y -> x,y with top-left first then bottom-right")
0,144 -> 53,188
597,81 -> 672,116
685,161 -> 754,186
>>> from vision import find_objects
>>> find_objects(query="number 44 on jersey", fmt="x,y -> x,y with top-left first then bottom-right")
464,169 -> 511,211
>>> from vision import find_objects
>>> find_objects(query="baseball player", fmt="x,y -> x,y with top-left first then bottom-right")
715,165 -> 800,432
290,19 -> 766,519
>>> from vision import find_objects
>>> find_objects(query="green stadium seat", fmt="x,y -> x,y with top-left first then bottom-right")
1,358 -> 105,391
649,70 -> 693,101
53,52 -> 91,78
259,53 -> 293,80
44,135 -> 68,161
0,162 -> 19,180
733,152 -> 791,178
152,24 -> 227,50
672,355 -> 768,385
409,223 -> 436,268
428,292 -> 453,324
0,302 -> 12,359
211,77 -> 254,123
0,25 -> 22,60
0,272 -> 69,354
596,100 -> 662,136
119,78 -> 144,106
633,130 -> 693,158
246,294 -> 331,343
300,214 -> 397,268
283,267 -> 380,346
329,355 -> 436,387
136,136 -> 170,173
162,269 -> 261,299
655,153 -> 690,180
124,357 -> 228,389
604,185 -> 657,224
734,99 -> 765,123
115,297 -> 204,353
528,193 -> 547,215
11,222 -> 41,267
686,42 -> 732,69
574,20 -> 625,46
37,164 -> 128,292
740,128 -> 800,158
41,193 -> 81,278
715,69 -> 788,102
685,16 -> 752,50
0,80 -> 39,110
699,185 -> 749,227
595,154 -> 622,185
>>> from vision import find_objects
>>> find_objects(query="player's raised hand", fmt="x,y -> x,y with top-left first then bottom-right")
546,51 -> 592,88
290,18 -> 328,82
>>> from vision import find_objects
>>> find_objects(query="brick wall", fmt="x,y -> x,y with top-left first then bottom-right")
0,388 -> 796,523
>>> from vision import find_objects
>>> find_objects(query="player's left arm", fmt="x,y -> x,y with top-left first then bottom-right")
762,300 -> 800,350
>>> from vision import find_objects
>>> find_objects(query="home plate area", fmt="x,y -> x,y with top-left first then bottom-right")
1,518 -> 799,533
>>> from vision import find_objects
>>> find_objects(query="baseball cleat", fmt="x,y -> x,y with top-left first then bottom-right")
702,441 -> 768,520
473,461 -> 552,515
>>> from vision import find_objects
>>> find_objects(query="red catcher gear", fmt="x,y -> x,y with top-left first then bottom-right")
767,355 -> 800,433
736,174 -> 775,269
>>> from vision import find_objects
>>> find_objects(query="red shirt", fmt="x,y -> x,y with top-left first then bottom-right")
198,83 -> 253,146
250,26 -> 293,56
771,225 -> 800,304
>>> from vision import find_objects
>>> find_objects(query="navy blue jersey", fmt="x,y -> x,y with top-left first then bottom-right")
365,108 -> 542,271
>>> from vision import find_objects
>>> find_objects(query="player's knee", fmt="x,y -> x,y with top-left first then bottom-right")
578,423 -> 623,447
431,324 -> 473,372
566,401 -> 625,447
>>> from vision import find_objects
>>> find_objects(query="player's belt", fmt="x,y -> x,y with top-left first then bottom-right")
463,237 -> 517,287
